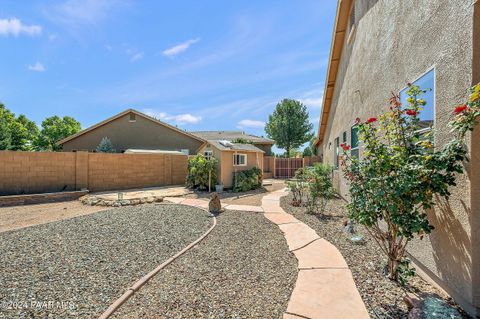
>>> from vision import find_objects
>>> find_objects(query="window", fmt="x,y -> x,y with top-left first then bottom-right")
351,125 -> 359,159
400,68 -> 435,130
204,150 -> 213,160
129,113 -> 136,122
233,153 -> 247,166
334,137 -> 340,169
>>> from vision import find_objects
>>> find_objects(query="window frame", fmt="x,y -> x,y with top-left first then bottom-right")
399,66 -> 436,133
351,124 -> 359,159
334,137 -> 340,170
204,150 -> 213,160
233,153 -> 247,166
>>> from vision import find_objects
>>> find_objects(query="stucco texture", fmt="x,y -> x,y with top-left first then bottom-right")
61,112 -> 204,155
317,0 -> 479,315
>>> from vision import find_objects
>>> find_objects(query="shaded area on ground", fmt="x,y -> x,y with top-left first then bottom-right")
112,210 -> 297,319
280,194 -> 466,319
0,204 -> 212,319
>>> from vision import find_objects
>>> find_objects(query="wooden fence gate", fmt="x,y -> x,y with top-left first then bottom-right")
274,158 -> 304,178
263,156 -> 321,179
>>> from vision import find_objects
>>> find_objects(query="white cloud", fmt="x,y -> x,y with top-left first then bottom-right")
173,113 -> 202,124
0,18 -> 42,37
144,109 -> 202,125
162,38 -> 200,57
130,52 -> 144,62
46,0 -> 129,31
28,62 -> 46,72
237,119 -> 265,129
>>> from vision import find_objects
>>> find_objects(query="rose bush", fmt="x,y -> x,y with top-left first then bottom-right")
341,83 -> 480,283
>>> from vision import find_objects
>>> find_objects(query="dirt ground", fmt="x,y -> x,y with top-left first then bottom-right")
186,179 -> 286,206
0,180 -> 286,233
0,201 -> 108,233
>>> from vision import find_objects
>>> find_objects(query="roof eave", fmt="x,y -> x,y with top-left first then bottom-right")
316,0 -> 353,146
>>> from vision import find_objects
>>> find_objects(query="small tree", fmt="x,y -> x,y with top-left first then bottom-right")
341,83 -> 480,282
186,154 -> 218,191
96,137 -> 115,153
265,99 -> 313,156
35,115 -> 81,151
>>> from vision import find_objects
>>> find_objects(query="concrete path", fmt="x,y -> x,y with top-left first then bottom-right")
261,189 -> 370,319
165,188 -> 370,319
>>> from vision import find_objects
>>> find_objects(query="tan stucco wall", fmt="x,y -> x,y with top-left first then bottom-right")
220,151 -> 263,188
197,144 -> 264,188
317,0 -> 478,315
61,112 -> 203,155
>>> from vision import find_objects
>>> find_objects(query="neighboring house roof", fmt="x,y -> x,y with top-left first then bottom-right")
314,0 -> 353,146
124,149 -> 185,155
207,140 -> 265,153
191,131 -> 274,144
57,109 -> 206,145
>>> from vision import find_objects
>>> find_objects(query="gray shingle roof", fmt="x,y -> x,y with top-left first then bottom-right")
191,131 -> 274,144
207,140 -> 265,153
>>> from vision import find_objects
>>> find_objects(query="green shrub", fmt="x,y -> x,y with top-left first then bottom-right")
186,154 -> 218,191
287,163 -> 335,214
233,167 -> 262,192
305,163 -> 335,214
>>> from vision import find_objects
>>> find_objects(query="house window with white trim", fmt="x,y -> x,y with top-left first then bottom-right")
204,150 -> 213,160
233,153 -> 247,166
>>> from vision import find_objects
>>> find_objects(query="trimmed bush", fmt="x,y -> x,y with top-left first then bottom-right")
186,154 -> 218,191
233,167 -> 262,192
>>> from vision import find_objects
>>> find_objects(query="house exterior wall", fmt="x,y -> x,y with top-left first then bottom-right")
220,151 -> 263,188
317,0 -> 479,315
61,112 -> 203,155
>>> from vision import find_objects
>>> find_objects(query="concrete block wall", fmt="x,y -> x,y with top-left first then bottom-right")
0,151 -> 188,195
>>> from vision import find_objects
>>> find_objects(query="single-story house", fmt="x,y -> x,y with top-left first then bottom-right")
58,109 -> 206,155
314,0 -> 479,316
196,139 -> 265,189
191,131 -> 274,155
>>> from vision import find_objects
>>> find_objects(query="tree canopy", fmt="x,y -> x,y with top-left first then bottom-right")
0,103 -> 39,151
265,99 -> 313,156
35,116 -> 81,151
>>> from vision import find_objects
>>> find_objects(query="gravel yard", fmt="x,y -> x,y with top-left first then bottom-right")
0,200 -> 108,233
112,210 -> 297,319
0,204 -> 212,319
280,194 -> 465,319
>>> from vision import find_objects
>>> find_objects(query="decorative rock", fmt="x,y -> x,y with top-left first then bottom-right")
209,192 -> 223,214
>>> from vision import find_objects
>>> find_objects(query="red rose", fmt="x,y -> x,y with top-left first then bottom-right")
354,117 -> 361,124
343,145 -> 351,151
405,109 -> 417,116
453,104 -> 468,114
367,117 -> 377,123
340,143 -> 344,148
407,82 -> 411,87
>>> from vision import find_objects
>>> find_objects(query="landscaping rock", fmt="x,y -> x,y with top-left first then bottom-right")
112,210 -> 297,319
0,204 -> 212,319
79,195 -> 163,207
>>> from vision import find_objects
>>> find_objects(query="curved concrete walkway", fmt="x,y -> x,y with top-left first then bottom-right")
166,188 -> 370,319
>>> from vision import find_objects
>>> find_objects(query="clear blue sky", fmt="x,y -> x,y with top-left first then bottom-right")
0,0 -> 336,152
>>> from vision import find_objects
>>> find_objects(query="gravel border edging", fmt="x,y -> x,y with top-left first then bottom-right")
98,204 -> 217,319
